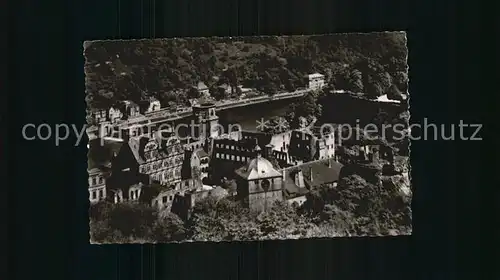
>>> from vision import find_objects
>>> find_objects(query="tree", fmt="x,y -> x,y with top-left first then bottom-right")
187,87 -> 201,99
90,220 -> 125,243
333,174 -> 404,235
91,90 -> 116,108
185,196 -> 324,241
283,92 -> 323,128
330,66 -> 352,91
290,92 -> 322,123
85,34 -> 408,115
392,71 -> 408,90
376,71 -> 393,92
86,115 -> 97,126
259,71 -> 278,95
107,203 -> 157,238
322,83 -> 336,93
300,183 -> 340,216
153,212 -> 187,242
348,69 -> 364,93
223,68 -> 239,88
317,204 -> 356,236
187,196 -> 258,241
209,85 -> 226,101
200,41 -> 215,54
256,200 -> 316,239
386,84 -> 403,100
301,190 -> 326,216
364,75 -> 384,99
99,90 -> 114,100
89,201 -> 113,221
384,55 -> 407,73
158,91 -> 178,107
88,201 -> 157,243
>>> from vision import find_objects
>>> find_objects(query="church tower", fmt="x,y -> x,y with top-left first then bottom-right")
234,144 -> 284,212
192,102 -> 220,140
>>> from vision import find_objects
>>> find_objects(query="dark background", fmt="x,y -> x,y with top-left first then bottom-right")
7,0 -> 488,279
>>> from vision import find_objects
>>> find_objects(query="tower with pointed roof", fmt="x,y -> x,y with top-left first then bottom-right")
235,144 -> 284,212
192,102 -> 220,140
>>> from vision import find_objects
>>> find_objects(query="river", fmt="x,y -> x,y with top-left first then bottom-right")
165,93 -> 407,139
217,98 -> 296,130
216,93 -> 407,131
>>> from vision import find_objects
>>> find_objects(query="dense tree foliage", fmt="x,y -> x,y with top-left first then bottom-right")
89,201 -> 157,243
154,211 -> 187,242
90,170 -> 411,243
84,33 -> 408,109
186,196 -> 261,241
286,92 -> 322,127
299,174 -> 411,236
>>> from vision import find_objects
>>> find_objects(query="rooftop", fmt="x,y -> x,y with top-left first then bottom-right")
196,81 -> 208,90
123,100 -> 138,106
195,149 -> 209,158
140,183 -> 167,202
90,107 -> 107,113
301,160 -> 343,188
235,155 -> 282,180
127,134 -> 183,165
283,174 -> 310,198
87,138 -> 124,170
307,73 -> 325,79
87,166 -> 111,175
283,159 -> 343,190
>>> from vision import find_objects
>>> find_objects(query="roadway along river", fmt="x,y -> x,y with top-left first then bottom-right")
91,93 -> 405,140
216,93 -> 406,131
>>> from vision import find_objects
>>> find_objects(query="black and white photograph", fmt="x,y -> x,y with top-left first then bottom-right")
85,33 -> 412,244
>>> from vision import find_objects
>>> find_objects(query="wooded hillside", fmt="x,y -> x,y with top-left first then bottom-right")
84,33 -> 408,109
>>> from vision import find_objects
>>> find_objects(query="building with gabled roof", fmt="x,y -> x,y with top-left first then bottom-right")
190,148 -> 210,180
288,126 -> 335,164
88,167 -> 110,203
145,96 -> 162,113
123,100 -> 141,118
101,129 -> 186,205
235,145 -> 284,212
88,108 -> 108,124
283,158 -> 343,191
235,146 -> 282,180
108,106 -> 124,124
279,158 -> 343,207
87,137 -> 125,204
305,73 -> 325,90
196,81 -> 210,96
123,130 -> 185,185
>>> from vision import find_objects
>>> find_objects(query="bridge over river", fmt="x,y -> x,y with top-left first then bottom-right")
86,88 -> 405,140
87,89 -> 310,139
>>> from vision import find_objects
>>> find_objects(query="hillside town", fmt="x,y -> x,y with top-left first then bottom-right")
86,34 -> 412,243
88,74 -> 333,210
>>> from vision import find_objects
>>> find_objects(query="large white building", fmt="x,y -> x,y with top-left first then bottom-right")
145,97 -> 162,113
306,73 -> 325,90
88,168 -> 107,203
